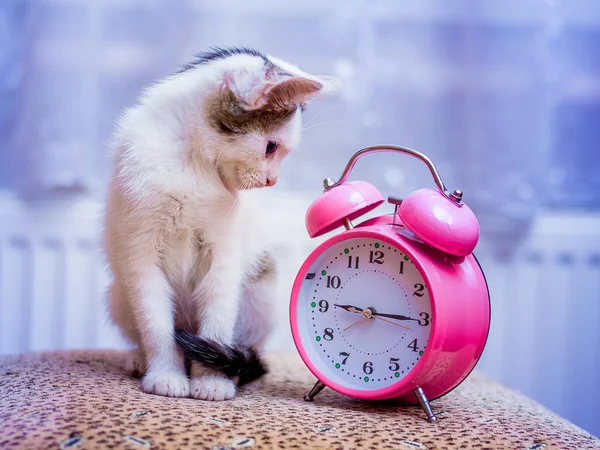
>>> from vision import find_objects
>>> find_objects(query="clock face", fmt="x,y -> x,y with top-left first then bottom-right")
295,237 -> 432,391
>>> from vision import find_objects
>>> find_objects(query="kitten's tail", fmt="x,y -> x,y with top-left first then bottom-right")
174,329 -> 267,385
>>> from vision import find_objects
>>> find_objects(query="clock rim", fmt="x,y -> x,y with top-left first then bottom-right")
290,228 -> 438,401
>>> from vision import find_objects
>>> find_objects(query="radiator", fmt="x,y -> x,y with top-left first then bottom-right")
1,192 -> 598,435
0,191 -> 323,355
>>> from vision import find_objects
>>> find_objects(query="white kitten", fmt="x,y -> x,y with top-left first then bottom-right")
103,47 -> 337,401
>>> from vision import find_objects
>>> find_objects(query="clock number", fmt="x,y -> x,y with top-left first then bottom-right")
339,352 -> 350,365
323,328 -> 334,341
369,251 -> 384,264
399,260 -> 404,274
318,300 -> 329,313
408,339 -> 419,352
418,312 -> 431,326
347,255 -> 359,269
388,357 -> 400,371
413,283 -> 425,297
326,276 -> 341,289
362,361 -> 373,375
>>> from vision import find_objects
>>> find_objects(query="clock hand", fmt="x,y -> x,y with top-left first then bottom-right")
334,303 -> 413,331
336,303 -> 418,322
371,312 -> 419,322
374,316 -> 413,331
343,316 -> 365,332
334,304 -> 364,314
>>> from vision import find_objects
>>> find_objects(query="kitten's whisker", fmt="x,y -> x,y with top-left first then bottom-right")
212,141 -> 241,191
302,120 -> 347,133
302,103 -> 351,128
215,141 -> 236,168
220,192 -> 241,225
220,175 -> 255,225
322,127 -> 366,147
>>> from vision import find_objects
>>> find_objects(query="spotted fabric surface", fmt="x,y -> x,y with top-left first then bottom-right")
0,351 -> 598,450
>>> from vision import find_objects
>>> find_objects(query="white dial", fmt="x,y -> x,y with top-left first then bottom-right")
296,237 -> 432,391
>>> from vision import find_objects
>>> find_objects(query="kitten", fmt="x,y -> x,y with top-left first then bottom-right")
103,47 -> 337,400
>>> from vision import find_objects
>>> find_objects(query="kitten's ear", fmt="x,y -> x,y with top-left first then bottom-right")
223,63 -> 339,110
264,72 -> 340,109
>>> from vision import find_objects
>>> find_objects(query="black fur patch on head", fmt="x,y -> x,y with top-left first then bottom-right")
177,46 -> 270,73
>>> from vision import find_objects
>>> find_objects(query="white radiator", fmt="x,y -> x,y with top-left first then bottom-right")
0,191 -> 323,355
1,192 -> 599,435
475,214 -> 600,435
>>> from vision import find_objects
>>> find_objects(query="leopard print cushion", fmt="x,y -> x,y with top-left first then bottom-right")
0,350 -> 598,450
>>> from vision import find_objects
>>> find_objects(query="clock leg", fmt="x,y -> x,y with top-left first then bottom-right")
303,380 -> 326,402
413,386 -> 439,423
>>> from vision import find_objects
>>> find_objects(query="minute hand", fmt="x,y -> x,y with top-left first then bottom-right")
371,312 -> 419,321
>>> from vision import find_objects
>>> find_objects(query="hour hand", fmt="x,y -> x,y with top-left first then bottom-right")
371,312 -> 418,321
334,304 -> 364,314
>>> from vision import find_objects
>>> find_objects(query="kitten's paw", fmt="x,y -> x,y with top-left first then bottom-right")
124,349 -> 146,378
141,370 -> 190,398
190,374 -> 236,401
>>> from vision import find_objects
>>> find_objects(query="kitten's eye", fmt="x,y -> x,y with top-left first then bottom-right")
265,141 -> 278,156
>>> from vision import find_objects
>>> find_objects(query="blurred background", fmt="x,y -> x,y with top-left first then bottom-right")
1,0 -> 599,437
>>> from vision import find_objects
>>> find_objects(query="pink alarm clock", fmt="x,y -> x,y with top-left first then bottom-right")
289,145 -> 490,422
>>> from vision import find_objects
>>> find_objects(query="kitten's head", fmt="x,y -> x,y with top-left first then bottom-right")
189,48 -> 338,192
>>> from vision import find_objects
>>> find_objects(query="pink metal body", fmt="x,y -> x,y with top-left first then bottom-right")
290,213 -> 490,404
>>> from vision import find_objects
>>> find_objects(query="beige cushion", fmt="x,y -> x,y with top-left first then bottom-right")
1,350 -> 598,449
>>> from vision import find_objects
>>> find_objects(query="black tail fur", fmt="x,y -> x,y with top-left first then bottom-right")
174,329 -> 267,385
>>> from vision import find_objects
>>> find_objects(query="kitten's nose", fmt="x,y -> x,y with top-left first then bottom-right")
266,178 -> 277,187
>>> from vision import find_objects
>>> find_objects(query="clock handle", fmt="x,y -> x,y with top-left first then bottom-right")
323,145 -> 464,206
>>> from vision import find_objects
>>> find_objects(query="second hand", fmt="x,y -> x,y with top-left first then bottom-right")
342,313 -> 412,332
374,316 -> 412,331
343,316 -> 364,332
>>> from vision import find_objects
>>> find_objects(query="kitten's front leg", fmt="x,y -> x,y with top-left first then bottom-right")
133,263 -> 189,397
190,247 -> 242,401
